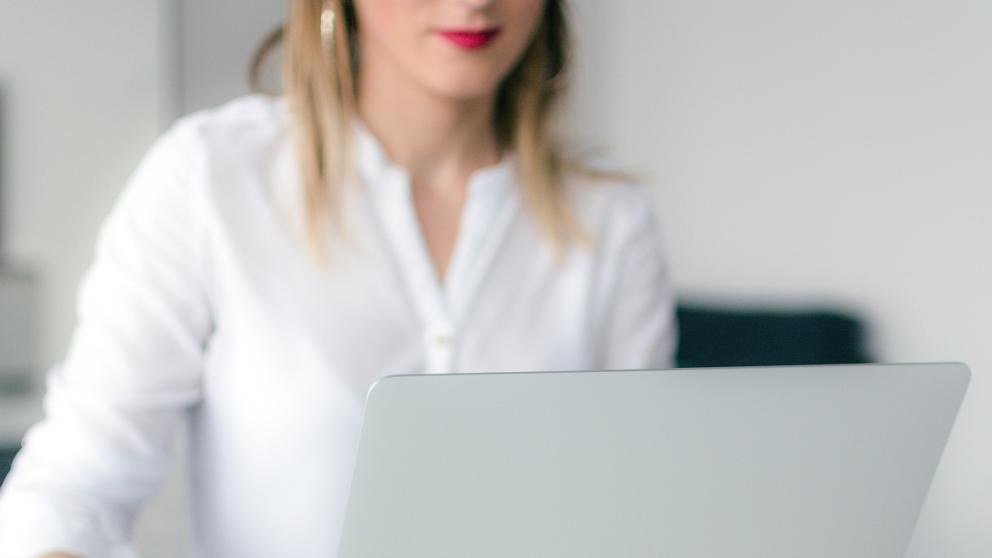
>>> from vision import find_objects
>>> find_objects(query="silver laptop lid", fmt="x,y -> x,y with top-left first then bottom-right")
338,363 -> 969,558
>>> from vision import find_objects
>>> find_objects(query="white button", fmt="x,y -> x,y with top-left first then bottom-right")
433,333 -> 451,347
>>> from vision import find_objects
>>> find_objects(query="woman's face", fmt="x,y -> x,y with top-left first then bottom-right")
354,0 -> 546,101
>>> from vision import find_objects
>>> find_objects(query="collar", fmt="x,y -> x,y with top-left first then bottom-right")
353,119 -> 517,200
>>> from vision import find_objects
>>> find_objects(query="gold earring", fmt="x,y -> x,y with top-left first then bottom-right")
320,4 -> 336,51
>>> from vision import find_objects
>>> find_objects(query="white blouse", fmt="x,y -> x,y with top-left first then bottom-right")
0,95 -> 677,558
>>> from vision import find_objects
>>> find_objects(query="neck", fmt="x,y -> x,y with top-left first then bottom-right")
356,57 -> 501,189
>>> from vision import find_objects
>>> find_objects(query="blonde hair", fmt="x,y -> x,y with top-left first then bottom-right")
251,0 -> 590,259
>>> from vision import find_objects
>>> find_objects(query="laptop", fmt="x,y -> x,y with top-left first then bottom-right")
337,362 -> 969,558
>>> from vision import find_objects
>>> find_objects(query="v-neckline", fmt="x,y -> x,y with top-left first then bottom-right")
354,122 -> 519,329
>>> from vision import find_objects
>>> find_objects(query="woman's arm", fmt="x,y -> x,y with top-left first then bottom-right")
600,187 -> 679,370
0,120 -> 212,558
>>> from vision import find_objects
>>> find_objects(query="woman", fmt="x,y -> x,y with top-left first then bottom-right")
0,0 -> 676,556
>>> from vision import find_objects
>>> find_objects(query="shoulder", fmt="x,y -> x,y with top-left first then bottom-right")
162,93 -> 289,158
113,94 -> 292,242
562,159 -> 661,243
135,94 -> 293,214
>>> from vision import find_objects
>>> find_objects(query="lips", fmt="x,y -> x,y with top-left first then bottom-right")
435,28 -> 501,49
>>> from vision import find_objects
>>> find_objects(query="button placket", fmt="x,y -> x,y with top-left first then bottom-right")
424,319 -> 455,374
389,169 -> 459,374
358,126 -> 517,377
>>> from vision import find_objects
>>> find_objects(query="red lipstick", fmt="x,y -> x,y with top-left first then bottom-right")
435,28 -> 501,49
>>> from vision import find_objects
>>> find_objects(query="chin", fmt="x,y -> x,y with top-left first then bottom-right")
427,69 -> 506,102
440,84 -> 501,102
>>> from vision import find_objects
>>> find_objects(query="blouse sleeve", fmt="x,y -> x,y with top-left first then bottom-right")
600,186 -> 679,370
0,119 -> 212,558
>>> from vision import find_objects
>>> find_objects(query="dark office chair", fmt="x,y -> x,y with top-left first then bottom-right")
675,302 -> 872,368
0,445 -> 18,487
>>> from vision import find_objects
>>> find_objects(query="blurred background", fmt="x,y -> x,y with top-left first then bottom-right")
0,1 -> 989,556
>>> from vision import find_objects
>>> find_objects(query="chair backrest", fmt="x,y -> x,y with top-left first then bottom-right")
676,303 -> 871,368
0,445 -> 19,487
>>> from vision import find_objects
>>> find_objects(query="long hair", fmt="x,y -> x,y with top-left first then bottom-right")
250,0 -> 588,260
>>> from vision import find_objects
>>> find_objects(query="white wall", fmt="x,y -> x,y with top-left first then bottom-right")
0,2 -> 170,361
569,1 -> 991,555
175,0 -> 285,113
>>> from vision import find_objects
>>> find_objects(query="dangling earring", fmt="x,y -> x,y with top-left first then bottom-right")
320,4 -> 336,52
